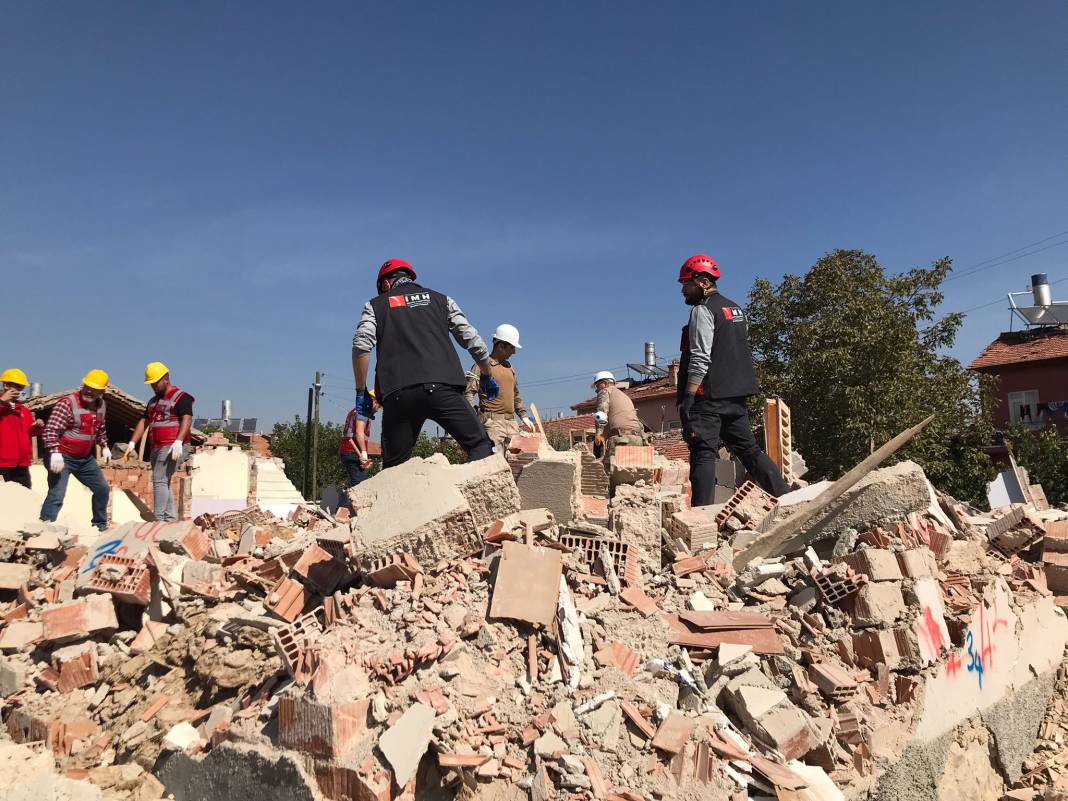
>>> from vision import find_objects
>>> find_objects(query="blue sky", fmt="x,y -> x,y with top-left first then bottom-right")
3,2 -> 1066,427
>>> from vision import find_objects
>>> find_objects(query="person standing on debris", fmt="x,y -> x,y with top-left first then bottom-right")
124,362 -> 194,522
465,324 -> 536,451
340,389 -> 378,487
352,259 -> 496,469
40,370 -> 112,531
0,368 -> 44,489
676,254 -> 789,504
592,371 -> 647,460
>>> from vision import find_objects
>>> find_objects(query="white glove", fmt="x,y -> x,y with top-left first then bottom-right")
100,447 -> 112,463
49,453 -> 64,474
522,417 -> 536,432
359,450 -> 369,463
169,441 -> 184,461
124,442 -> 137,456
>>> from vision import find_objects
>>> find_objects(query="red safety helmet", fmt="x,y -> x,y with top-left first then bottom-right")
377,258 -> 416,287
678,254 -> 720,284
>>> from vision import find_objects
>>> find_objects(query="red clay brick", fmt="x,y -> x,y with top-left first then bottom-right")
265,577 -> 312,622
40,595 -> 118,645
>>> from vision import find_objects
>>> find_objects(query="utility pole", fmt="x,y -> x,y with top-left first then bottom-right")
302,386 -> 313,498
311,371 -> 322,501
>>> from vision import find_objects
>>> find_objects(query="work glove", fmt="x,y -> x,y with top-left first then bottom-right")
522,416 -> 535,433
49,453 -> 64,474
123,442 -> 137,457
101,447 -> 112,463
169,441 -> 184,461
679,392 -> 696,440
359,451 -> 372,471
355,389 -> 376,421
480,374 -> 500,402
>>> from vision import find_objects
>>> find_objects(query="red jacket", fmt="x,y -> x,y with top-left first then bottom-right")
0,401 -> 39,468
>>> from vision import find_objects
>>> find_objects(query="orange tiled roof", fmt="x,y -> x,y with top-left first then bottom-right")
969,328 -> 1068,370
651,430 -> 689,461
542,414 -> 596,435
572,377 -> 677,413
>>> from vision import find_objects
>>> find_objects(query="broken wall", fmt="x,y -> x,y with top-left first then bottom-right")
190,446 -> 251,517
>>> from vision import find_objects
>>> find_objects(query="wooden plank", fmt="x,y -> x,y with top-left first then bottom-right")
734,414 -> 935,570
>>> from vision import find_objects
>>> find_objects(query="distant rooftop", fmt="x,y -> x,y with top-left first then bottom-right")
969,326 -> 1068,371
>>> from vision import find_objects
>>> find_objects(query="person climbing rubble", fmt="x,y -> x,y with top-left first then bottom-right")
39,369 -> 112,531
0,367 -> 44,489
351,258 -> 496,469
592,371 -> 648,460
465,323 -> 536,451
124,362 -> 195,522
676,254 -> 789,504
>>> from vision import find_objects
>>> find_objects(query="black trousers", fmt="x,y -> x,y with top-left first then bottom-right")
0,466 -> 31,489
380,383 -> 494,469
686,396 -> 789,506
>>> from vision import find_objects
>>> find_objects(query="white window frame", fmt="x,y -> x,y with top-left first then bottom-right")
1007,390 -> 1040,428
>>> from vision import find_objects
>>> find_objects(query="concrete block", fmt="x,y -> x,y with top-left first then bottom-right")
850,582 -> 906,628
838,548 -> 903,581
0,622 -> 42,652
609,445 -> 656,488
516,453 -> 580,524
897,547 -> 937,578
349,457 -> 485,566
0,563 -> 31,590
723,668 -> 813,760
0,659 -> 29,695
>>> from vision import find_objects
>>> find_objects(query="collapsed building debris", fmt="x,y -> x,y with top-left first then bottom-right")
1,433 -> 1068,801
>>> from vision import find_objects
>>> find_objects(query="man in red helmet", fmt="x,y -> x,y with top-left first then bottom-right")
351,259 -> 496,469
677,254 -> 789,504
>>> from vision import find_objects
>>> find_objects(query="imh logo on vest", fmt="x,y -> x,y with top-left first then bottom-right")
722,306 -> 746,322
388,292 -> 432,309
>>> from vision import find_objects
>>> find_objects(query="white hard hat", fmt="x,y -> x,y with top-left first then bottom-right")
493,323 -> 522,349
592,371 -> 615,388
594,411 -> 608,424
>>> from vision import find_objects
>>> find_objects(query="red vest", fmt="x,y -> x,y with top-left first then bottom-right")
59,394 -> 105,458
147,386 -> 190,449
339,409 -> 370,455
0,402 -> 35,467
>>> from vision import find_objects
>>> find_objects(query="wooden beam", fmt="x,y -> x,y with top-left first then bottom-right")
733,414 -> 935,570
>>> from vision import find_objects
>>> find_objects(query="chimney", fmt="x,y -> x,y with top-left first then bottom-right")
1032,273 -> 1051,307
668,359 -> 680,382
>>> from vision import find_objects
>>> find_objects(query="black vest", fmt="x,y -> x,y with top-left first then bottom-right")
369,282 -> 467,397
678,291 -> 760,401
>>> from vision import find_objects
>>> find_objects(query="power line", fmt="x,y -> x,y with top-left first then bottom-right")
956,276 -> 1068,315
945,228 -> 1068,282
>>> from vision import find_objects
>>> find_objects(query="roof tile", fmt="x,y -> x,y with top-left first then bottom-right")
970,328 -> 1068,370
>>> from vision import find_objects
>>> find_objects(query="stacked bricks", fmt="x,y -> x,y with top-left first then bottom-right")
667,507 -> 719,551
100,460 -> 193,523
579,449 -> 609,498
715,481 -> 779,533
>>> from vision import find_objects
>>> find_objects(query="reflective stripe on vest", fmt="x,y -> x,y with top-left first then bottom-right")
59,393 -> 104,458
147,387 -> 188,448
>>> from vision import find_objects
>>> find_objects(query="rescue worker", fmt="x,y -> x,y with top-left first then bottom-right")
465,323 -> 535,451
676,254 -> 788,504
40,370 -> 112,531
124,362 -> 194,522
340,390 -> 377,487
352,259 -> 496,469
0,368 -> 44,488
591,371 -> 647,460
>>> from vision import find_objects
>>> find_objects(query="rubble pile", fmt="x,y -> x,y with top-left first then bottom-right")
1,446 -> 1067,801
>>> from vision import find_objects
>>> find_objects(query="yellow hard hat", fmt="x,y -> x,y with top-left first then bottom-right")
82,369 -> 109,391
1,368 -> 28,387
144,361 -> 170,384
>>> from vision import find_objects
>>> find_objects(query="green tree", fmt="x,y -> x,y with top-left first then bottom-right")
747,249 -> 995,505
1003,425 -> 1068,506
270,417 -> 349,499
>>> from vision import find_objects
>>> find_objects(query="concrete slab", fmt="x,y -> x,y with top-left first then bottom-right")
489,541 -> 562,628
377,702 -> 435,787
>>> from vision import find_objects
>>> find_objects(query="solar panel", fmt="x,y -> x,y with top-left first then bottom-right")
241,418 -> 258,433
626,363 -> 668,379
225,419 -> 241,433
193,418 -> 211,429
